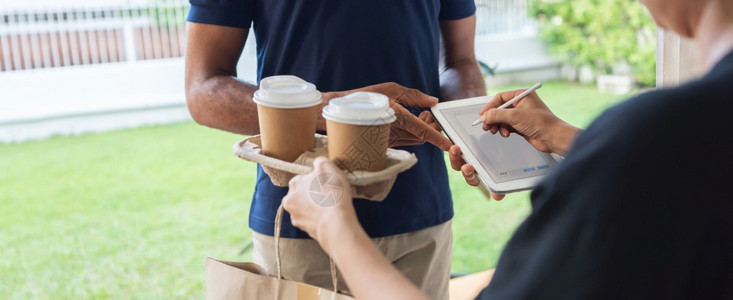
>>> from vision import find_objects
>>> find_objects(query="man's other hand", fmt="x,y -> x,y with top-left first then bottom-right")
322,82 -> 453,151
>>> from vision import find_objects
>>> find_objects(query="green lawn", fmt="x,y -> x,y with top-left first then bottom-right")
0,81 -> 627,299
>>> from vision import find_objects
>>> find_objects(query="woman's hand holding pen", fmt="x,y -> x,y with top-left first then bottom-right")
478,89 -> 581,157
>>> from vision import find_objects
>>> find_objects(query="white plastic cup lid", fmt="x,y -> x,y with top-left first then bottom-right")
253,75 -> 323,109
322,92 -> 396,125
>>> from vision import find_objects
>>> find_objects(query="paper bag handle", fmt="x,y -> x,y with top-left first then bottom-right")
274,204 -> 339,293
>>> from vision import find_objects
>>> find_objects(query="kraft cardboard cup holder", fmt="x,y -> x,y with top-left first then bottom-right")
233,134 -> 418,201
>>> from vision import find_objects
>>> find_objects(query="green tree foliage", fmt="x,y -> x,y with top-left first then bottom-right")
529,0 -> 657,86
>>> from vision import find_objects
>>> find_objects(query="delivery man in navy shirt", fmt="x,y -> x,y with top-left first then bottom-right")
281,0 -> 733,298
185,1 -> 486,298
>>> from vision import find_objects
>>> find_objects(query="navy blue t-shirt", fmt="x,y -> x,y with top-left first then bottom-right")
477,51 -> 733,299
188,1 -> 476,238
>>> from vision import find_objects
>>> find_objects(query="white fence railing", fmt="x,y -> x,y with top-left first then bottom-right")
0,0 -> 531,72
475,0 -> 536,37
0,0 -> 189,72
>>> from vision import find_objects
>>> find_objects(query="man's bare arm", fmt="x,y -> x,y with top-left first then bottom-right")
439,14 -> 487,101
440,15 -> 506,199
185,22 -> 260,135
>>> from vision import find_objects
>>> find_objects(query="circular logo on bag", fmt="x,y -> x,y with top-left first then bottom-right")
308,172 -> 346,207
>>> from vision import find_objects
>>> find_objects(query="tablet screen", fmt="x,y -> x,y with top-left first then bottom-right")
442,104 -> 558,183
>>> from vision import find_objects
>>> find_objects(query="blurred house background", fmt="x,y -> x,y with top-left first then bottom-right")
0,0 -> 555,143
473,0 -> 559,86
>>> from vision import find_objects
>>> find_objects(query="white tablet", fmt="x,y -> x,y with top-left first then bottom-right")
431,96 -> 562,194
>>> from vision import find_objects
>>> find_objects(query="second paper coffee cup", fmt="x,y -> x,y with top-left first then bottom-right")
322,92 -> 396,172
253,75 -> 322,162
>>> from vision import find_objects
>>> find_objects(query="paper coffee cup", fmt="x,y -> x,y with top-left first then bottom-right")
322,92 -> 396,172
253,75 -> 322,162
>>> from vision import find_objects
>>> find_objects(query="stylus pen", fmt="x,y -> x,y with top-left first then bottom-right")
471,82 -> 543,126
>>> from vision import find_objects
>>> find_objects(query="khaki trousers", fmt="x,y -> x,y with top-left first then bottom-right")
252,220 -> 453,300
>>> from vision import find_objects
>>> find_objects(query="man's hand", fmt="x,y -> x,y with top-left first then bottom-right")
478,89 -> 580,156
282,157 -> 360,255
448,145 -> 505,200
322,82 -> 453,151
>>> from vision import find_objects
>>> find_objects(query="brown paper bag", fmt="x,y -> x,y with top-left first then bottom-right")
205,258 -> 353,300
206,206 -> 354,300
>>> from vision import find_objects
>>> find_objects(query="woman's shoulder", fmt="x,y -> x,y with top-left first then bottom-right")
584,73 -> 732,145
